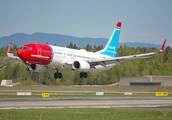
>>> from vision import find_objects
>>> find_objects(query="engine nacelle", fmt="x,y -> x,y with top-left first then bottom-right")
30,64 -> 46,72
72,60 -> 90,70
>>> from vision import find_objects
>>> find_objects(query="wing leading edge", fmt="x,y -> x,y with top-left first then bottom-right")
88,39 -> 166,67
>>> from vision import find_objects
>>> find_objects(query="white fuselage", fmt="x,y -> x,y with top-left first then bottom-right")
48,45 -> 117,72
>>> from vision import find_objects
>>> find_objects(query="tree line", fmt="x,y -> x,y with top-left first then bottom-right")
0,42 -> 171,85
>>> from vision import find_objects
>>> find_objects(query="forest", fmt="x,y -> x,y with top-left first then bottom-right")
0,42 -> 172,85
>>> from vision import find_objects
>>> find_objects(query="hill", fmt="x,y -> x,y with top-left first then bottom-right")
0,33 -> 165,49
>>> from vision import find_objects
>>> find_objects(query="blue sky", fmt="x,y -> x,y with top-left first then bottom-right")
0,0 -> 172,46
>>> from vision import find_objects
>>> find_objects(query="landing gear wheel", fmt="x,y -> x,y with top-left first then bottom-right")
54,72 -> 62,79
83,72 -> 88,78
58,73 -> 62,78
80,72 -> 84,78
54,72 -> 58,79
80,72 -> 88,78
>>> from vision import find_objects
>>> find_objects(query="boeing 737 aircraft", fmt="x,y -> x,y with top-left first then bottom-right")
7,22 -> 166,79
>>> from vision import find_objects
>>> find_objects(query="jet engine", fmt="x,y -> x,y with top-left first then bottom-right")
28,64 -> 46,72
72,60 -> 90,70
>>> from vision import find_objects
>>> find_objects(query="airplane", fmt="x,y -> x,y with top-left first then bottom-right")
7,22 -> 166,79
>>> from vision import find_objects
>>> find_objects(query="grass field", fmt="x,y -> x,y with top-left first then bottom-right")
0,108 -> 172,120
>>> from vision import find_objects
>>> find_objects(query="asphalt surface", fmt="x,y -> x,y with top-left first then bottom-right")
0,97 -> 172,110
1,90 -> 172,93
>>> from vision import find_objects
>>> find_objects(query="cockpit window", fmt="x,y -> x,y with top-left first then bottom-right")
28,47 -> 32,50
20,47 -> 32,50
23,47 -> 28,49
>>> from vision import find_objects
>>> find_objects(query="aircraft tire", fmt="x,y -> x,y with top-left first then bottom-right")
58,73 -> 62,78
54,72 -> 62,79
54,72 -> 58,79
80,72 -> 84,78
84,72 -> 88,78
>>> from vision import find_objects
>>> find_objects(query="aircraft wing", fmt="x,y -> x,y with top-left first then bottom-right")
7,43 -> 21,60
88,39 -> 166,67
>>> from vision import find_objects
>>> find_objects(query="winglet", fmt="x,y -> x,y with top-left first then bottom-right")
7,43 -> 21,60
160,39 -> 166,51
7,43 -> 12,54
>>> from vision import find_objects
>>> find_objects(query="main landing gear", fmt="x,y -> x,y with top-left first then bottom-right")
80,72 -> 88,78
54,69 -> 62,79
54,69 -> 88,79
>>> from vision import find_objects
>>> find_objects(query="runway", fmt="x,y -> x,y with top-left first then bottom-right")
0,97 -> 172,110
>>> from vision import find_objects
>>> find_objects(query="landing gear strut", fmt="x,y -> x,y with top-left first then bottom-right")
54,69 -> 62,79
80,72 -> 88,78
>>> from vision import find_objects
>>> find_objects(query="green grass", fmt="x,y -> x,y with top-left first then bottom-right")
0,108 -> 172,120
160,105 -> 172,107
0,93 -> 172,98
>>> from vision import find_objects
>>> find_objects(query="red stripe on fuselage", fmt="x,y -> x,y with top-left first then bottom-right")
17,43 -> 53,65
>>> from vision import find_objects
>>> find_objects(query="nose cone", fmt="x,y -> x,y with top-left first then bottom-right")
17,49 -> 25,58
